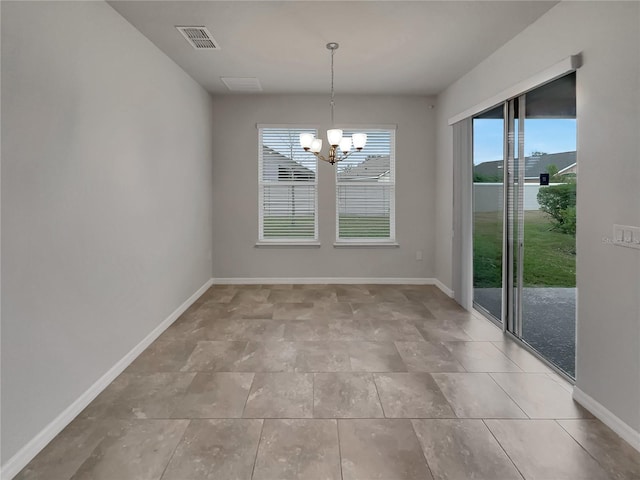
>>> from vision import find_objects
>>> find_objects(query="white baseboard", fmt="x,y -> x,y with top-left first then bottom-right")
432,279 -> 454,298
0,278 -> 213,480
212,277 -> 452,296
573,387 -> 640,452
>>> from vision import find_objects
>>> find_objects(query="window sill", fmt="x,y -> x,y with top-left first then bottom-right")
255,241 -> 321,248
333,241 -> 399,248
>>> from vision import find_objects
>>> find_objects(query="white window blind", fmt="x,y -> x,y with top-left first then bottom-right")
258,127 -> 318,241
336,128 -> 396,241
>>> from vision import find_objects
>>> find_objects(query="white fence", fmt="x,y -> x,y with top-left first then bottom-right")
473,183 -> 564,212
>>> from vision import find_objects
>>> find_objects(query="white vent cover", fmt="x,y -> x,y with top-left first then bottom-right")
220,77 -> 263,92
176,26 -> 219,50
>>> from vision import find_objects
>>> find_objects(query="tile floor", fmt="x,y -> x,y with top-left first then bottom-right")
15,284 -> 640,480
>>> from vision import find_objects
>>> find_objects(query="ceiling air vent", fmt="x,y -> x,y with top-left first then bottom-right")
220,77 -> 263,92
176,26 -> 219,50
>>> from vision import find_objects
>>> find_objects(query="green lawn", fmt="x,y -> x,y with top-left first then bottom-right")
338,216 -> 390,238
474,210 -> 576,288
263,216 -> 315,238
263,216 -> 390,238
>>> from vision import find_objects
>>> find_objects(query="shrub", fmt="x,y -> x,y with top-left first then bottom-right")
559,206 -> 576,235
537,183 -> 576,234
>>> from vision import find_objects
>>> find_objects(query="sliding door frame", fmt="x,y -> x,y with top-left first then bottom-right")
455,60 -> 581,383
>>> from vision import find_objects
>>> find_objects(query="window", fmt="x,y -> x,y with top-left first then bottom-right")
258,126 -> 318,242
336,128 -> 396,242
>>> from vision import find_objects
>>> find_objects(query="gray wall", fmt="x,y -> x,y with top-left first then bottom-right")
1,1 -> 214,463
435,1 -> 640,432
211,95 -> 436,279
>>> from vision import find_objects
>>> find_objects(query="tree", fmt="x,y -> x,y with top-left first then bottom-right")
537,183 -> 577,235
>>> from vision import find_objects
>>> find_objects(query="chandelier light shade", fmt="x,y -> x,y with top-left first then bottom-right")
300,42 -> 367,165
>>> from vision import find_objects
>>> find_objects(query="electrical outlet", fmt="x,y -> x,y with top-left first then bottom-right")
613,224 -> 640,250
416,250 -> 423,261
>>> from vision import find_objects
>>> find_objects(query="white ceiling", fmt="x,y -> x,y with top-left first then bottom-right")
108,1 -> 557,96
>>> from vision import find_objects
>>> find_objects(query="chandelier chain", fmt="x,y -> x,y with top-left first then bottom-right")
299,42 -> 366,164
330,45 -> 335,126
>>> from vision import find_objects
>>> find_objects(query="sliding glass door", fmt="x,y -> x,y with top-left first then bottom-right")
518,74 -> 577,377
472,105 -> 506,322
472,73 -> 577,378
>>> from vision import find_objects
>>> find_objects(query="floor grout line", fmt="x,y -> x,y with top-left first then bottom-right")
157,418 -> 191,480
249,419 -> 266,480
481,418 -> 526,480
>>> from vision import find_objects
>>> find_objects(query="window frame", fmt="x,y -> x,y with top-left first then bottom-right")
257,125 -> 320,246
334,126 -> 397,246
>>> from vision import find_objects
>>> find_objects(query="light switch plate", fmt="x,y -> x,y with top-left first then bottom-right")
613,224 -> 640,250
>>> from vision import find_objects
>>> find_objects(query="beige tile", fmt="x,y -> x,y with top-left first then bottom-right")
157,314 -> 208,343
348,341 -> 407,372
442,341 -> 522,372
170,372 -> 254,418
70,419 -> 188,480
125,340 -> 196,373
23,285 -> 636,480
261,283 -> 294,289
314,373 -> 384,418
265,289 -> 309,303
333,318 -> 379,341
422,297 -> 468,318
485,419 -> 611,479
309,301 -> 353,320
368,319 -> 426,341
243,373 -> 313,418
413,319 -> 474,342
229,288 -> 271,303
273,302 -> 315,320
232,341 -> 299,372
335,285 -> 375,303
203,318 -> 286,341
199,288 -> 237,304
374,373 -> 455,418
105,373 -> 196,419
192,302 -> 234,322
431,373 -> 527,418
284,319 -> 335,341
253,419 -> 341,480
558,419 -> 640,480
339,419 -> 433,480
491,338 -> 554,372
181,341 -> 248,372
294,341 -> 351,372
292,283 -> 334,290
546,372 -> 575,392
456,315 -> 505,341
79,374 -> 133,419
412,419 -> 522,480
490,373 -> 591,418
162,419 -> 263,480
269,288 -> 338,304
15,419 -> 108,480
284,318 -> 371,342
432,308 -> 477,323
403,287 -> 448,304
352,302 -> 433,321
225,302 -> 275,319
367,285 -> 411,303
395,341 -> 466,372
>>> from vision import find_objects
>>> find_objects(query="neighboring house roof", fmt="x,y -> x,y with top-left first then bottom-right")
474,151 -> 577,179
262,145 -> 315,180
338,155 -> 391,182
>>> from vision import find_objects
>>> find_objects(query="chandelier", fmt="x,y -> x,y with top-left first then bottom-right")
299,42 -> 367,165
